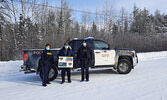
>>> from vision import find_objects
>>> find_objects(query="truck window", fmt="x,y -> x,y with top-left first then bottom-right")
93,40 -> 109,50
73,40 -> 94,53
75,40 -> 82,51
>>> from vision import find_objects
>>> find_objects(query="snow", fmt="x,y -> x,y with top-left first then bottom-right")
0,61 -> 22,78
137,51 -> 167,61
0,51 -> 167,100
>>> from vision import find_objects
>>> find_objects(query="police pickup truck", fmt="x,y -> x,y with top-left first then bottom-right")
20,37 -> 138,81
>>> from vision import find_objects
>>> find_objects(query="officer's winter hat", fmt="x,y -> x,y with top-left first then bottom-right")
64,42 -> 68,45
83,40 -> 87,43
45,43 -> 51,47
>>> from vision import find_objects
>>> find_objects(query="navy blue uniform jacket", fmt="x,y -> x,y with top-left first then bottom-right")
41,49 -> 54,66
58,47 -> 74,57
77,46 -> 94,60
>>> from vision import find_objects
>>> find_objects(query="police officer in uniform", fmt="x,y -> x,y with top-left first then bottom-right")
41,43 -> 54,87
58,43 -> 73,84
77,40 -> 93,82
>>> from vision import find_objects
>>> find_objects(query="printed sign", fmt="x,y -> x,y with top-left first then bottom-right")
58,56 -> 73,68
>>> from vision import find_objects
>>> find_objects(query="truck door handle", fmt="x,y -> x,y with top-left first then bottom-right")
95,52 -> 100,53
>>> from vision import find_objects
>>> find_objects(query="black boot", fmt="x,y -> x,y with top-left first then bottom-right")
68,79 -> 71,83
46,82 -> 51,84
81,78 -> 84,82
42,84 -> 47,87
61,81 -> 65,84
86,78 -> 89,82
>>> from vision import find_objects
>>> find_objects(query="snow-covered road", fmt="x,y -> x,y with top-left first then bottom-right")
0,51 -> 167,100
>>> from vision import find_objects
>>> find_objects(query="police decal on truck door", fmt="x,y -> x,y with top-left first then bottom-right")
93,40 -> 115,66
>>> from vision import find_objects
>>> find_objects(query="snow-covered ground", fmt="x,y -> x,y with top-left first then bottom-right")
137,51 -> 167,61
0,51 -> 167,100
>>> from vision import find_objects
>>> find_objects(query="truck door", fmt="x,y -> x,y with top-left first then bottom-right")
93,40 -> 115,66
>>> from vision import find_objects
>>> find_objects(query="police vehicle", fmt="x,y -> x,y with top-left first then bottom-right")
20,37 -> 138,81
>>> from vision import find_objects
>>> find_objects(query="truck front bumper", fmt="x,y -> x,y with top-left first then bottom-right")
133,55 -> 138,67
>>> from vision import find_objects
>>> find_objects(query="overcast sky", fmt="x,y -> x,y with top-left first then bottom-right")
49,0 -> 167,15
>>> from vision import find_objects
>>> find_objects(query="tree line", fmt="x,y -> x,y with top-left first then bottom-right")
0,0 -> 167,61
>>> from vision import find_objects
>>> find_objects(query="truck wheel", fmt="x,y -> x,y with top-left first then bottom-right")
40,65 -> 58,81
117,59 -> 132,74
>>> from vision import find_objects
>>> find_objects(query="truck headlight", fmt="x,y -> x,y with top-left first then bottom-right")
132,51 -> 137,57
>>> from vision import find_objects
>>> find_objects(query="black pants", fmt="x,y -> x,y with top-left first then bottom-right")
42,65 -> 51,85
61,68 -> 71,82
81,59 -> 90,80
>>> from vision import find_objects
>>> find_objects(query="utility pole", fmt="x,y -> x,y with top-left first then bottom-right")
0,24 -> 2,61
58,0 -> 63,35
11,0 -> 18,53
21,0 -> 25,19
11,0 -> 16,23
61,0 -> 66,37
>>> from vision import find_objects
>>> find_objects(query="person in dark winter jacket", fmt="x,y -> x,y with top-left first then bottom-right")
77,40 -> 93,82
41,43 -> 54,87
58,43 -> 74,84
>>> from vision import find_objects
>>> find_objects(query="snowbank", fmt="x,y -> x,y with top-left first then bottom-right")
137,51 -> 167,61
0,60 -> 22,78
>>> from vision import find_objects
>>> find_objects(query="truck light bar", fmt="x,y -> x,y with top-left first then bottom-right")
84,37 -> 94,40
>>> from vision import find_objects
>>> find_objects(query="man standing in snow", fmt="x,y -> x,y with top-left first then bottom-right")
41,43 -> 54,87
58,43 -> 73,84
77,40 -> 93,82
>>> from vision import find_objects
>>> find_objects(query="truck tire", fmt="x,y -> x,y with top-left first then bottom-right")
40,65 -> 58,81
117,59 -> 132,74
